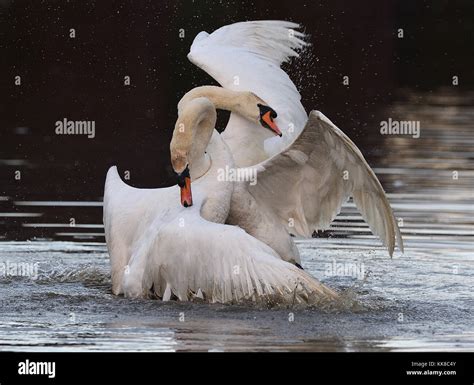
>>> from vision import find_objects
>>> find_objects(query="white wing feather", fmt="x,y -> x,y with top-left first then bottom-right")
104,166 -> 337,303
188,20 -> 308,159
190,20 -> 307,64
103,166 -> 177,294
122,210 -> 338,304
249,111 -> 404,256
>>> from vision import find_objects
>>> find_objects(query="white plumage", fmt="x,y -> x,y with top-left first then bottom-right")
188,21 -> 403,257
104,105 -> 337,304
248,111 -> 404,256
103,20 -> 403,305
188,20 -> 308,163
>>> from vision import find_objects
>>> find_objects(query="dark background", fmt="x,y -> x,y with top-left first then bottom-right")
1,0 -> 473,239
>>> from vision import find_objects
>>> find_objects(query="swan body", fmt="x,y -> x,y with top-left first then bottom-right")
186,21 -> 404,258
103,97 -> 337,303
104,20 -> 404,304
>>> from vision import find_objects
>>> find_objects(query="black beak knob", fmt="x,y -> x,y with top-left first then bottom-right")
176,165 -> 190,187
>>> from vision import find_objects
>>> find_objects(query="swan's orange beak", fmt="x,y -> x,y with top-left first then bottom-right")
180,176 -> 192,207
258,104 -> 282,137
262,111 -> 282,137
176,166 -> 193,207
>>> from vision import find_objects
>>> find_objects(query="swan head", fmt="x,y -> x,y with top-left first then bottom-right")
176,165 -> 193,208
171,146 -> 193,207
257,103 -> 282,137
173,158 -> 193,208
241,92 -> 282,137
171,144 -> 193,207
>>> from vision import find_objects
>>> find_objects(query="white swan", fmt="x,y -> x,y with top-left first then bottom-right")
103,97 -> 337,304
186,21 -> 404,259
187,20 -> 307,165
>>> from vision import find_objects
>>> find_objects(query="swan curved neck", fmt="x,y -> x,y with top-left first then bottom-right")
170,97 -> 234,224
179,86 -> 256,119
170,97 -> 216,180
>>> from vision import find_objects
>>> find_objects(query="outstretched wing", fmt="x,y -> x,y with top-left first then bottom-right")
248,111 -> 404,256
121,209 -> 338,304
188,20 -> 308,159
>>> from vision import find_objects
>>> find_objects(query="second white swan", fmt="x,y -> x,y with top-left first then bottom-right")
103,96 -> 337,304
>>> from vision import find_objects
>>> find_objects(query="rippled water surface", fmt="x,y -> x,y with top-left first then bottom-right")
0,92 -> 473,351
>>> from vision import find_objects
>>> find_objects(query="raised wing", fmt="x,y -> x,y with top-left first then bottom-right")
190,20 -> 306,65
188,20 -> 308,159
248,111 -> 404,256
